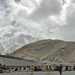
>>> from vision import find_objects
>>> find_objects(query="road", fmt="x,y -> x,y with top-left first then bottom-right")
0,71 -> 75,75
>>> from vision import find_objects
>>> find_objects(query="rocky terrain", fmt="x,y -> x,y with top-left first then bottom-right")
0,34 -> 38,54
10,39 -> 75,63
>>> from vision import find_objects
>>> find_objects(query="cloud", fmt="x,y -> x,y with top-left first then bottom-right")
56,0 -> 75,41
62,0 -> 66,4
30,0 -> 62,21
0,0 -> 75,43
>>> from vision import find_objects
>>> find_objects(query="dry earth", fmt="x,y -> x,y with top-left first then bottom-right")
10,39 -> 75,63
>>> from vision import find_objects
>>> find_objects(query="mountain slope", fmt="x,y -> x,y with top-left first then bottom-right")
11,39 -> 75,63
0,34 -> 38,54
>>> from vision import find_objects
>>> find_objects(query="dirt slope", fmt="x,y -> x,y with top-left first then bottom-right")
10,39 -> 75,63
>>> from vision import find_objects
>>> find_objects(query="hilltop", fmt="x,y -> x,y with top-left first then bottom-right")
11,39 -> 75,63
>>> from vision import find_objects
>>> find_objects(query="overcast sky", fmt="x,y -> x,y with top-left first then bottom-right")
0,0 -> 75,42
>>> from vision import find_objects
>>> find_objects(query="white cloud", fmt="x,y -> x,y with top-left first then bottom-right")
0,0 -> 75,43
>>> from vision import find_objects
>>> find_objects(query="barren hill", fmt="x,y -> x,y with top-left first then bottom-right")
11,39 -> 75,63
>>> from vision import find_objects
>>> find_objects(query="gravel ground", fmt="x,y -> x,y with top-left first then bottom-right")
0,71 -> 75,75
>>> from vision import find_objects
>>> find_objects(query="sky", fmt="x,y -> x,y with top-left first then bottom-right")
0,0 -> 75,42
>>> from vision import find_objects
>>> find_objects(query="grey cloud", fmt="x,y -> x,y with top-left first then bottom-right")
57,25 -> 75,41
30,0 -> 62,21
57,2 -> 75,41
14,0 -> 21,3
66,7 -> 75,27
0,0 -> 6,6
71,0 -> 75,3
62,0 -> 66,5
0,0 -> 10,9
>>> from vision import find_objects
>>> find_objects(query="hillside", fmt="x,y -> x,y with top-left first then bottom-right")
0,34 -> 38,54
11,39 -> 75,63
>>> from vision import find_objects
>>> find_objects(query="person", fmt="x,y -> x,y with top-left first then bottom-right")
30,65 -> 35,75
0,63 -> 3,73
59,64 -> 63,75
